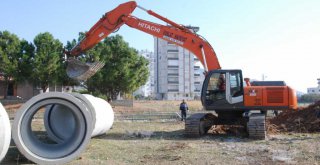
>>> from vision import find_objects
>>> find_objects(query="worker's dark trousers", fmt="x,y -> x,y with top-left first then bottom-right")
181,110 -> 187,121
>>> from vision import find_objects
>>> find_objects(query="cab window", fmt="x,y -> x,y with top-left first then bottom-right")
229,72 -> 243,97
205,73 -> 226,104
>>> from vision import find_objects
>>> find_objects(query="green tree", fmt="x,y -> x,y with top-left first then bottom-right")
56,38 -> 79,87
0,31 -> 27,98
299,93 -> 320,103
19,39 -> 35,81
32,32 -> 63,92
85,35 -> 149,99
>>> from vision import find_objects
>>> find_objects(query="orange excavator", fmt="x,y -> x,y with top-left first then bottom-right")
66,1 -> 298,139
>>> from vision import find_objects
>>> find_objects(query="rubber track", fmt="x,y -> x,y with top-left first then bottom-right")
247,113 -> 266,140
185,113 -> 207,137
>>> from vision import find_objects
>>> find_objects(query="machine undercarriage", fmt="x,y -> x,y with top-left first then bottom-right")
185,111 -> 267,139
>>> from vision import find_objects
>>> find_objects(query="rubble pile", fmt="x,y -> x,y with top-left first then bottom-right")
208,125 -> 247,137
268,101 -> 320,134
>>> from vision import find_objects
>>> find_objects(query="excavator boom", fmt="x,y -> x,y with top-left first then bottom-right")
70,1 -> 137,56
69,1 -> 221,74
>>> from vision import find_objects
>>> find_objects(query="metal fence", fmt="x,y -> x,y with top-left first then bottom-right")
114,111 -> 182,122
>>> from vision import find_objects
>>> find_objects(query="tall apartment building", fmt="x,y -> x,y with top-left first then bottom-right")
154,26 -> 204,100
133,50 -> 155,97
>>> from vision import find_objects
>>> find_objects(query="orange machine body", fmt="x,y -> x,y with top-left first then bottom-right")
244,86 -> 298,110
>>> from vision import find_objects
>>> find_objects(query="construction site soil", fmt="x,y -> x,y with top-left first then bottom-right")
268,101 -> 320,134
209,101 -> 320,136
2,100 -> 320,164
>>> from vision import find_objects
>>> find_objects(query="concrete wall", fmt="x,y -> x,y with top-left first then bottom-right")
0,82 -> 5,99
16,81 -> 34,100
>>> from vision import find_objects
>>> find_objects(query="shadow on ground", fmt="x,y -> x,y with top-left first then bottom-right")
94,129 -> 251,142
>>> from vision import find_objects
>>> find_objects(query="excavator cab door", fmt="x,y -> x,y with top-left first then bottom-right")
225,71 -> 243,104
202,70 -> 244,109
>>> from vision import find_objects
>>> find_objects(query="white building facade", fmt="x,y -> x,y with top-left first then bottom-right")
133,50 -> 155,98
154,26 -> 204,100
307,78 -> 320,94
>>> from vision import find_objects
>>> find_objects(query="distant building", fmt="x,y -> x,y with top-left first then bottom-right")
133,50 -> 155,98
0,72 -> 68,100
154,26 -> 204,100
307,78 -> 320,94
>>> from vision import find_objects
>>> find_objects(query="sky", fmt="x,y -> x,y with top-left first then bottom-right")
1,0 -> 319,93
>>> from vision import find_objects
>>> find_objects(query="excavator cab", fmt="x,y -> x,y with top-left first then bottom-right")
201,70 -> 245,111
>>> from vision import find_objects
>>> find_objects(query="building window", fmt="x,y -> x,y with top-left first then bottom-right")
168,65 -> 179,69
167,49 -> 178,53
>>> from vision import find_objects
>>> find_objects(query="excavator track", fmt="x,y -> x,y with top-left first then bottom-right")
247,113 -> 266,140
185,113 -> 216,137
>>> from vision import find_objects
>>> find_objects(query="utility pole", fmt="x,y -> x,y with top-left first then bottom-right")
262,74 -> 267,81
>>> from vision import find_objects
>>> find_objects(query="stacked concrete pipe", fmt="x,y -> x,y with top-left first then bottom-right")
0,103 -> 11,162
12,92 -> 114,165
44,93 -> 114,142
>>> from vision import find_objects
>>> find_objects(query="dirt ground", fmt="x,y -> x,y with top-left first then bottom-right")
79,122 -> 320,165
2,121 -> 320,165
2,100 -> 320,164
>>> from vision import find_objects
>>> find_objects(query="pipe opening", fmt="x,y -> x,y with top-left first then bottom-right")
20,99 -> 88,159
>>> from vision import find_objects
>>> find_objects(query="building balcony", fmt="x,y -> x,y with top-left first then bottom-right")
168,73 -> 179,76
168,57 -> 179,60
168,89 -> 179,92
168,65 -> 179,69
167,53 -> 179,59
167,49 -> 179,53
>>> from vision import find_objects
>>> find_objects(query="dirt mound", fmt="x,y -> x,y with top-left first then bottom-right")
268,101 -> 320,134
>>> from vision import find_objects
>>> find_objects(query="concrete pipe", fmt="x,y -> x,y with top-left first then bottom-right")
43,93 -> 96,143
12,92 -> 94,165
83,94 -> 114,137
44,93 -> 114,140
0,103 -> 11,162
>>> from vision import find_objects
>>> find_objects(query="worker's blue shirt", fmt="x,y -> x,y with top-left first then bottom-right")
180,103 -> 188,111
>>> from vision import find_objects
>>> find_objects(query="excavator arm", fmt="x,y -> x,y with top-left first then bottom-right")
70,1 -> 136,56
68,1 -> 221,79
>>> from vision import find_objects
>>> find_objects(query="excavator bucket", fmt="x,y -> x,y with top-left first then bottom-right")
66,58 -> 105,81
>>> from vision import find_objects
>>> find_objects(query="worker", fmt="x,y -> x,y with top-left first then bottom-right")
179,99 -> 189,121
218,74 -> 226,91
215,74 -> 226,99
